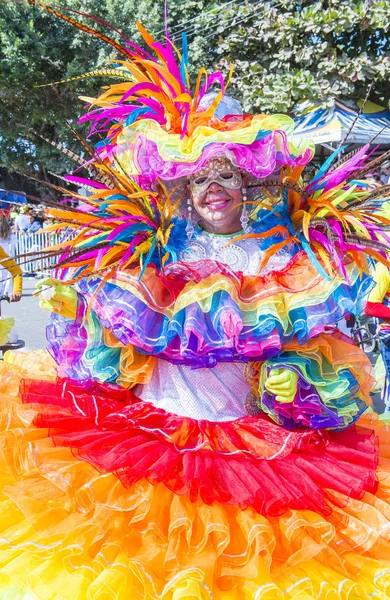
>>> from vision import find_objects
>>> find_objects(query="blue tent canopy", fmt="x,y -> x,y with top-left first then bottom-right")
293,100 -> 390,145
0,189 -> 27,211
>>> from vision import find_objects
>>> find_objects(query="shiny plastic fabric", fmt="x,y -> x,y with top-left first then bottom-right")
47,253 -> 371,383
257,332 -> 375,430
114,124 -> 314,182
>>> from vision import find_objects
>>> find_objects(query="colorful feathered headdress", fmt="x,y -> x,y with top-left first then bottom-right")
29,0 -> 313,187
22,1 -> 390,282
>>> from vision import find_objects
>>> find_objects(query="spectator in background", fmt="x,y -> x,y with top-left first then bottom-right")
380,162 -> 390,186
0,243 -> 22,347
366,172 -> 382,186
9,206 -> 18,224
0,214 -> 18,299
25,214 -> 42,235
13,206 -> 30,232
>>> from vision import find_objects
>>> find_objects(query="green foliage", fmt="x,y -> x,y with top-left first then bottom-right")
0,0 -> 164,177
0,0 -> 389,180
196,0 -> 390,113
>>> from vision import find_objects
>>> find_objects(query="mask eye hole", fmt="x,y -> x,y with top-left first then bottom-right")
220,171 -> 235,180
194,176 -> 207,185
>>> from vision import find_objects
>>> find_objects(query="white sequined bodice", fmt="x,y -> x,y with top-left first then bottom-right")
134,360 -> 249,421
178,225 -> 291,275
135,225 -> 293,421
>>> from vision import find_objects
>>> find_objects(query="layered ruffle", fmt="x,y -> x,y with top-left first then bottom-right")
50,252 -> 371,374
47,307 -> 156,387
21,376 -> 378,516
256,332 -> 375,430
1,354 -> 390,599
113,118 -> 313,182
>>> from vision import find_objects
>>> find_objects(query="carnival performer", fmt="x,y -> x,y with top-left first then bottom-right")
0,227 -> 22,345
1,3 -> 390,598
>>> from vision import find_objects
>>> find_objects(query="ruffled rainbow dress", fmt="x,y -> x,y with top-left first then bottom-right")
3,6 -> 390,597
1,225 -> 390,600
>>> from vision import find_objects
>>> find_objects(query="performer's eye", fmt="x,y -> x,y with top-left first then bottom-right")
194,176 -> 207,185
220,172 -> 234,180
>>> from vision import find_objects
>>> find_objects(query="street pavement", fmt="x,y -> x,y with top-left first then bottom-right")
1,276 -> 51,350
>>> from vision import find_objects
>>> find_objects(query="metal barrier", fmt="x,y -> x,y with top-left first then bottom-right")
15,231 -> 64,275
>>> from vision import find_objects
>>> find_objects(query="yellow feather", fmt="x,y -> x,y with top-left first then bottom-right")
174,93 -> 193,104
312,242 -> 334,278
302,212 -> 311,241
343,214 -> 371,238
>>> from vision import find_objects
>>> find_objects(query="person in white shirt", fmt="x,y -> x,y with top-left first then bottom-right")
13,207 -> 30,232
0,214 -> 18,298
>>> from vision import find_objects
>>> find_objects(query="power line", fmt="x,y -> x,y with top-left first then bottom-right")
171,0 -> 263,39
202,0 -> 281,39
164,0 -> 266,40
170,0 -> 279,42
155,0 -> 238,36
171,0 -> 277,40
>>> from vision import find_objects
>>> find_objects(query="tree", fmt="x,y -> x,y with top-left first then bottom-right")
0,0 -> 197,181
189,0 -> 390,113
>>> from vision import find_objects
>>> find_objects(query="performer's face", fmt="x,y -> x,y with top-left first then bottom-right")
188,157 -> 244,234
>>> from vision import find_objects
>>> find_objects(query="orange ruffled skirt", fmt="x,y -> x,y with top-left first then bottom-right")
1,351 -> 390,599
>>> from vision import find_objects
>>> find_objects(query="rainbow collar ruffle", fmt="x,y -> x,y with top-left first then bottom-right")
48,251 -> 371,372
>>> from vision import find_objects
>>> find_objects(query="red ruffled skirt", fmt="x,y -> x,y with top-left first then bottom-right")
23,377 -> 379,516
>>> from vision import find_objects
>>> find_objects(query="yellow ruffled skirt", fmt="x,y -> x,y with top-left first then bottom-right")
1,351 -> 390,599
0,317 -> 14,347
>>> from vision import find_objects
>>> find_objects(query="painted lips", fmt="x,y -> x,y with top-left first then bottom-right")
204,196 -> 231,211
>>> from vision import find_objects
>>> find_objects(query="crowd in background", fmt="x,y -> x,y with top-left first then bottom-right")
366,164 -> 390,186
0,206 -> 60,303
9,205 -> 55,235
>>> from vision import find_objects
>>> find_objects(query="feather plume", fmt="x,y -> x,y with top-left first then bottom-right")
348,149 -> 390,182
32,163 -> 177,281
28,0 -> 133,59
235,151 -> 390,278
34,69 -> 132,88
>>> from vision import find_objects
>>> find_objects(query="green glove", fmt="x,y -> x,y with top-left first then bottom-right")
264,368 -> 298,403
35,277 -> 78,320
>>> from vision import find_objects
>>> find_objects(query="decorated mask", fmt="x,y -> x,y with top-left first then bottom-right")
188,157 -> 242,196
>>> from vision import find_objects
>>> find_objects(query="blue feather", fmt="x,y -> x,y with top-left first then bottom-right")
180,33 -> 189,88
139,237 -> 157,279
110,223 -> 153,242
125,107 -> 154,126
308,146 -> 347,188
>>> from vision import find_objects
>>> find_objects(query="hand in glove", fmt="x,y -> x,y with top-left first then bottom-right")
35,278 -> 77,320
264,368 -> 298,403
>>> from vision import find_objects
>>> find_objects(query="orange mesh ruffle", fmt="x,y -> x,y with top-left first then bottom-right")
1,352 -> 390,599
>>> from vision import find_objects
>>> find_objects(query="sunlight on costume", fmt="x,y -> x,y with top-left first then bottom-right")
1,3 -> 390,598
